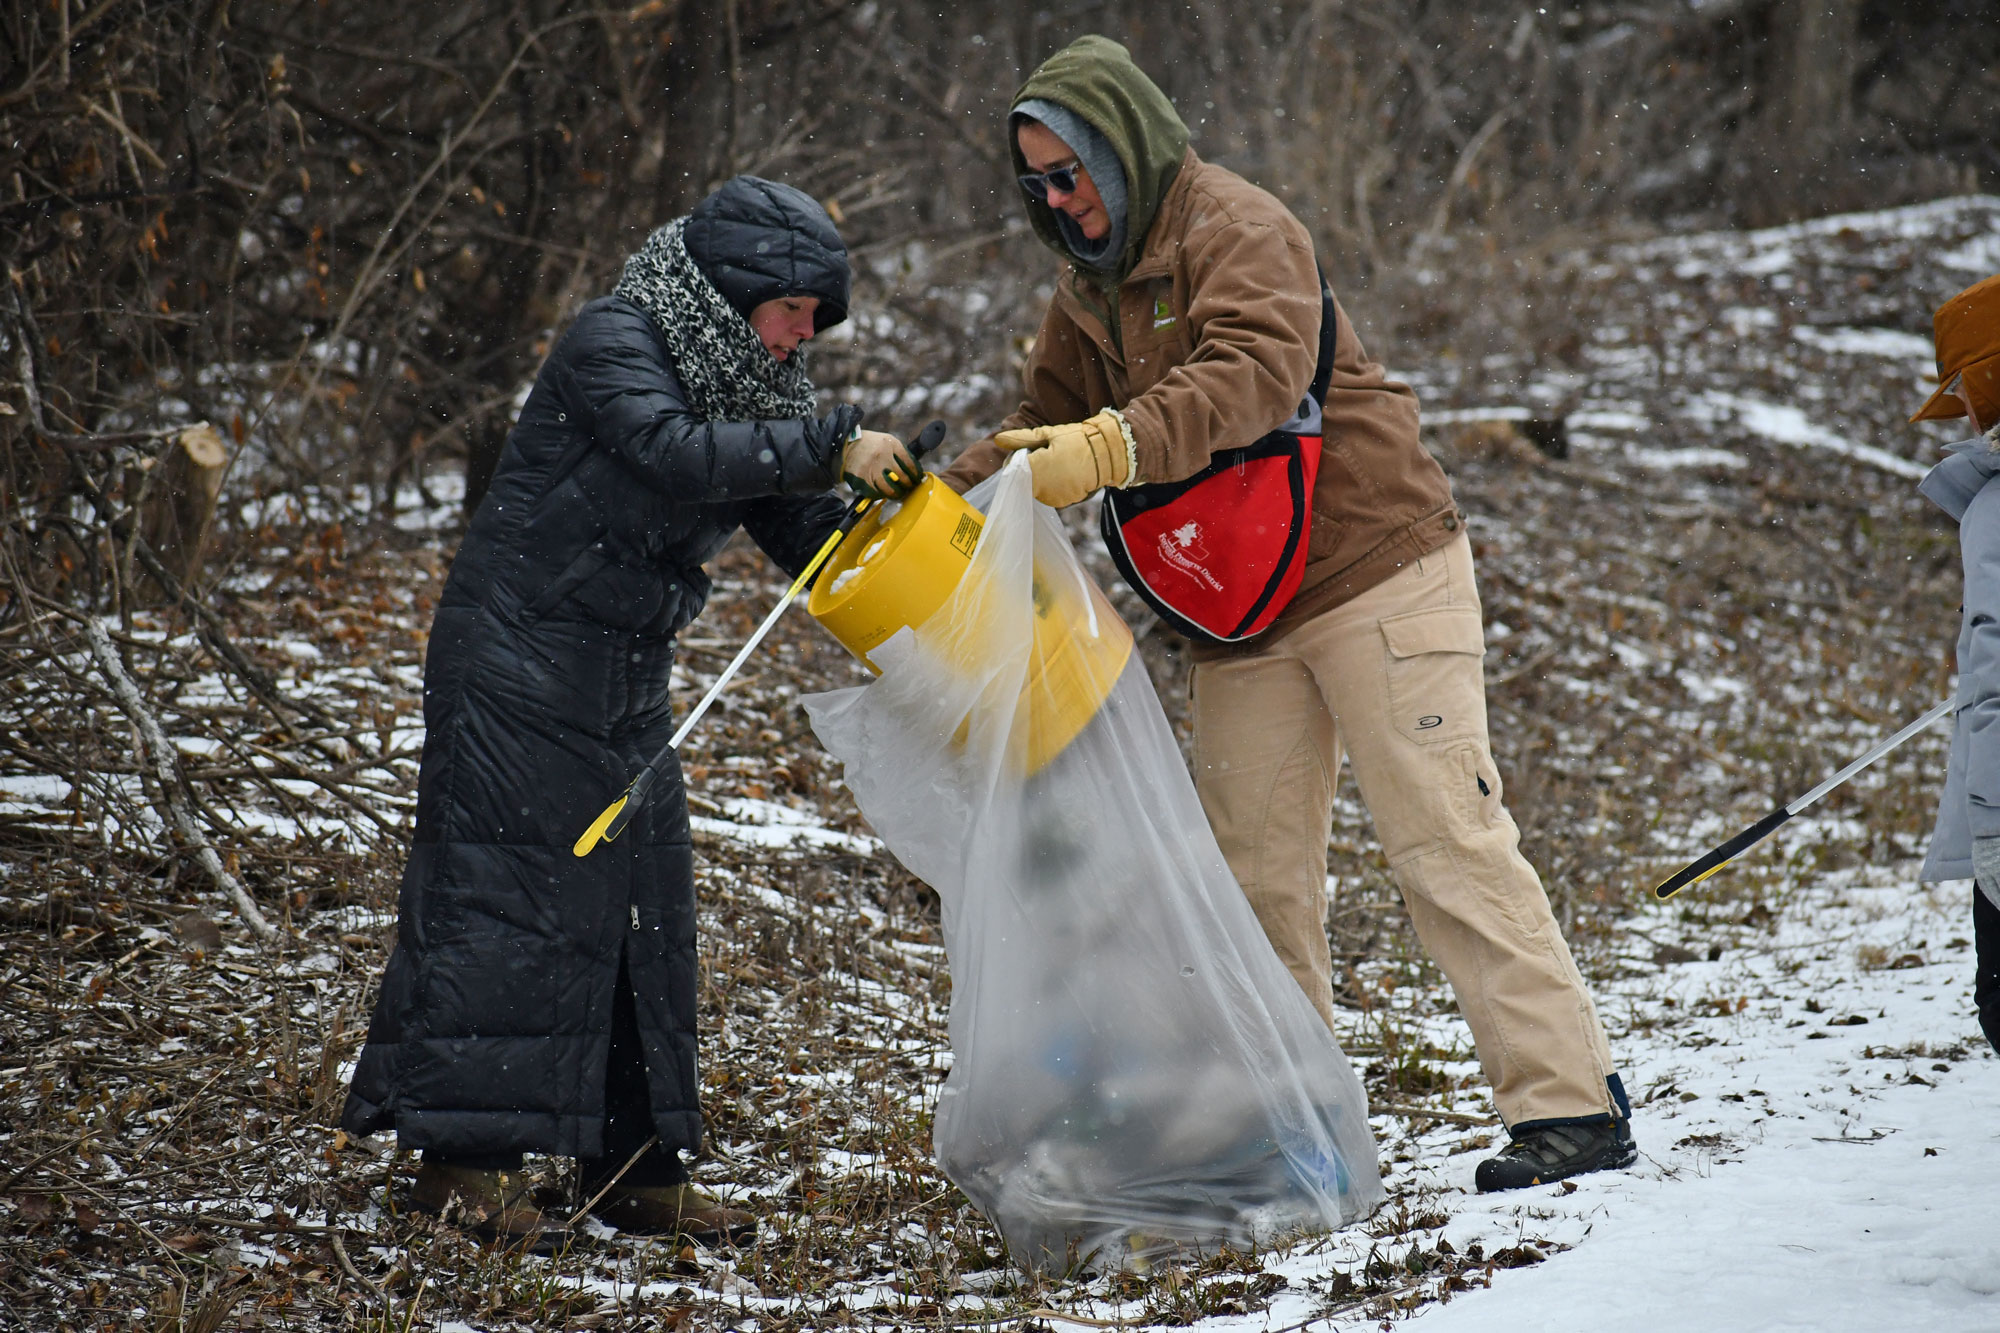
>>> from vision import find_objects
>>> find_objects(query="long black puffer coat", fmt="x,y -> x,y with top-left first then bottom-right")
342,188 -> 854,1161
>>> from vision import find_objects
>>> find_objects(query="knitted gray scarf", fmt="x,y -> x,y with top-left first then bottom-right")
613,218 -> 818,422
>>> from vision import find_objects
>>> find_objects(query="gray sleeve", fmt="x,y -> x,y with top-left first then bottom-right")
1960,482 -> 2000,840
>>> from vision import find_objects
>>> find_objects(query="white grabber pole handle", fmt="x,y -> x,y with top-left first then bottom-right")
1653,697 -> 1955,900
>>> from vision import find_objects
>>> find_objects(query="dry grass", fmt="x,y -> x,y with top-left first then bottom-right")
3,197 -> 1993,1328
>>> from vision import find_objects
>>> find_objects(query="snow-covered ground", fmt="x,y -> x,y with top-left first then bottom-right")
530,835 -> 2000,1329
1390,869 -> 2000,1331
932,859 -> 1999,1331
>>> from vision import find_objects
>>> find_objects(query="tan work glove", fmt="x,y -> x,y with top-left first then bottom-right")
992,409 -> 1131,508
841,428 -> 922,500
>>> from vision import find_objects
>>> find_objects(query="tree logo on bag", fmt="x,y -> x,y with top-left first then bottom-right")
1155,520 -> 1222,591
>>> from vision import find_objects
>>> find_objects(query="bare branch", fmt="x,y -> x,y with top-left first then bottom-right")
83,619 -> 278,943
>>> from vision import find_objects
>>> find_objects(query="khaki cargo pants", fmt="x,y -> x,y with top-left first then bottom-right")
1191,533 -> 1618,1128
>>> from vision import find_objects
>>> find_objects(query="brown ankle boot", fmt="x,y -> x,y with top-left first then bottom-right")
587,1182 -> 755,1243
410,1162 -> 556,1246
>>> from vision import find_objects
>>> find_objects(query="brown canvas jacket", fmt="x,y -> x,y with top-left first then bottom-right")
942,150 -> 1461,650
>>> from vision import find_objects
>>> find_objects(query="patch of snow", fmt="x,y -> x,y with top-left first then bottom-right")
956,1268 -> 1016,1294
1677,671 -> 1750,704
1423,405 -> 1535,426
1623,445 -> 1746,471
1397,872 -> 2000,1333
721,796 -> 825,826
1694,392 -> 1929,480
1586,344 -> 1658,375
285,952 -> 341,976
1792,325 -> 1935,360
820,1147 -> 884,1174
304,337 -> 367,376
691,796 -> 881,857
0,774 -> 74,807
1733,246 -> 1796,278
221,807 -> 358,843
1569,410 -> 1651,431
316,906 -> 395,934
744,882 -> 790,912
1609,638 -> 1655,670
858,373 -> 1004,418
1723,304 -> 1781,333
1636,194 -> 2000,268
1935,228 -> 2000,275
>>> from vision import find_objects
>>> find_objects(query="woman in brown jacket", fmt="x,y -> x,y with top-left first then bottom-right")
941,35 -> 1635,1191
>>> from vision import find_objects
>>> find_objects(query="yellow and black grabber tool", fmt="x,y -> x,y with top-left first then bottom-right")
1652,697 -> 1956,900
573,421 -> 947,858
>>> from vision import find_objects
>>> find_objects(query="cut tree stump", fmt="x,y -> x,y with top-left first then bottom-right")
138,422 -> 228,593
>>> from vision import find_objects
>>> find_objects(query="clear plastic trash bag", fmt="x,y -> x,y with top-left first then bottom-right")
803,456 -> 1383,1272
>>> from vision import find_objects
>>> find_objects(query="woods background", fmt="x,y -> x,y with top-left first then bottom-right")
5,0 -> 1999,966
4,0 -> 1996,546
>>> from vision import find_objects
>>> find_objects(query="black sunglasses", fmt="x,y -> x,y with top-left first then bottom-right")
1017,159 -> 1085,202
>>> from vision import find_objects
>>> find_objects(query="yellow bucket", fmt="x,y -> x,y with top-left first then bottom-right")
807,476 -> 1131,774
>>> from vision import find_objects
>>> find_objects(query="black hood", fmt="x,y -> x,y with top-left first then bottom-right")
683,175 -> 850,331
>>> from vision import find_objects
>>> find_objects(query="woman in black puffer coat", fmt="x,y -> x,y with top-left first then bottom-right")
341,177 -> 916,1242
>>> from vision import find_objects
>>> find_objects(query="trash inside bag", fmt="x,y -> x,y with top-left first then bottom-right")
804,456 -> 1383,1272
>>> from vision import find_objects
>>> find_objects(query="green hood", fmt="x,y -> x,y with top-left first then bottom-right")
1010,35 -> 1190,285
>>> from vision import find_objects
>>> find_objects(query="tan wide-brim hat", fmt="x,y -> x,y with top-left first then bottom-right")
1912,273 -> 2000,424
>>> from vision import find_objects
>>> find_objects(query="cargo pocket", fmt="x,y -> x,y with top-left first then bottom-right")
1448,741 -> 1510,832
1380,604 -> 1486,744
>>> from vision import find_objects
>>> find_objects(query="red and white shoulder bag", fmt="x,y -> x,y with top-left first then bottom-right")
1100,281 -> 1338,644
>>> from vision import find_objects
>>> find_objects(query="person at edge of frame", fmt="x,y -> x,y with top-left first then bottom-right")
339,175 -> 921,1245
1911,272 -> 2000,1058
936,34 -> 1636,1192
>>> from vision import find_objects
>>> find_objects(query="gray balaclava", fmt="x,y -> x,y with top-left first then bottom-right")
1012,98 -> 1129,276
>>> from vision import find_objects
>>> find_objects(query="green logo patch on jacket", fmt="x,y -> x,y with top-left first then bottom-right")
1152,294 -> 1176,330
